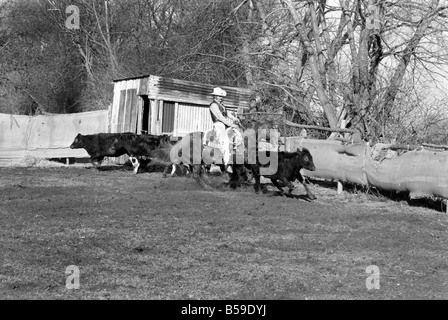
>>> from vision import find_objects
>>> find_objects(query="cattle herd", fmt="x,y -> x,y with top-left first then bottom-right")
70,132 -> 317,199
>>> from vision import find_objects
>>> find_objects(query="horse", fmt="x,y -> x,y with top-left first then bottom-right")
146,131 -> 248,190
228,118 -> 282,193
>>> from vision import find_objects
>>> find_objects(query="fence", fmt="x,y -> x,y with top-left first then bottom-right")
0,110 -> 109,164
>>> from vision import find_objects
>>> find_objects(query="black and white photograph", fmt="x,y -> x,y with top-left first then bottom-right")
0,0 -> 447,304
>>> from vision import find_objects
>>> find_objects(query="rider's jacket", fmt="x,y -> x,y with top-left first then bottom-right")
209,100 -> 233,127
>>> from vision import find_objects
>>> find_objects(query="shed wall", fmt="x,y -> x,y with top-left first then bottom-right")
111,75 -> 250,140
111,79 -> 142,134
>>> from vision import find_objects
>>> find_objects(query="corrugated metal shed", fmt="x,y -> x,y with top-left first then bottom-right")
110,75 -> 251,138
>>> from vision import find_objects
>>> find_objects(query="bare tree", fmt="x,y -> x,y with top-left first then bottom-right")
243,0 -> 448,141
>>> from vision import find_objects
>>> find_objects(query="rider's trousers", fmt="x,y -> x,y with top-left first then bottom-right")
213,121 -> 230,165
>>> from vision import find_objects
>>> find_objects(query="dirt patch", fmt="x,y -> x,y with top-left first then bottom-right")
0,167 -> 447,299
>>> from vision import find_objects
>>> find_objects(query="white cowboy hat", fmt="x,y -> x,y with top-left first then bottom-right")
211,87 -> 227,97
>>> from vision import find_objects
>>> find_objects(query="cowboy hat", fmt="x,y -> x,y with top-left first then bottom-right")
211,87 -> 227,97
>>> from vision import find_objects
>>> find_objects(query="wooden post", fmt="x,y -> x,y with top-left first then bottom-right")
337,181 -> 343,195
285,137 -> 291,152
173,102 -> 179,137
282,111 -> 287,141
136,97 -> 143,134
107,104 -> 112,133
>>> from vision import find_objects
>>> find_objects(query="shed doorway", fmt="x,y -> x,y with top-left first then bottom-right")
141,95 -> 150,134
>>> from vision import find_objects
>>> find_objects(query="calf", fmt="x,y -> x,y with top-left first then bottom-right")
70,133 -> 132,167
126,134 -> 172,174
137,141 -> 190,178
262,148 -> 316,199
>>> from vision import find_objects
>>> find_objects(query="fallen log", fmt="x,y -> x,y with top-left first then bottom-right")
388,144 -> 420,151
283,120 -> 356,134
422,143 -> 448,150
386,144 -> 447,152
237,112 -> 283,116
285,137 -> 448,200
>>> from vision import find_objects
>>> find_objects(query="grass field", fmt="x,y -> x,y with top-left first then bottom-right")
0,165 -> 447,299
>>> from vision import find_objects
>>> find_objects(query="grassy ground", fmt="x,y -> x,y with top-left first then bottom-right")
0,165 -> 447,300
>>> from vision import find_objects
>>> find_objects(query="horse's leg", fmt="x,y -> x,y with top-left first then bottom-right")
249,165 -> 261,194
193,164 -> 213,191
228,164 -> 241,189
192,164 -> 201,179
162,164 -> 172,178
182,165 -> 189,177
187,165 -> 192,175
297,173 -> 316,200
254,171 -> 261,194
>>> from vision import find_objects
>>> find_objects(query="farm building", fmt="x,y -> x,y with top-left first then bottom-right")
109,75 -> 252,138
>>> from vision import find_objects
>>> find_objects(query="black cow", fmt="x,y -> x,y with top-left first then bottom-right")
70,133 -> 170,171
70,133 -> 131,167
261,148 -> 316,199
231,147 -> 316,199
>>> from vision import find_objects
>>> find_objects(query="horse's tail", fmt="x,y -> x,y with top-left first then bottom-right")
148,143 -> 174,166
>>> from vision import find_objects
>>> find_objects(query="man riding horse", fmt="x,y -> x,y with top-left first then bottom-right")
208,87 -> 241,169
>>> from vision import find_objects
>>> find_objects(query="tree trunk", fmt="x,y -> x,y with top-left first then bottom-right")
282,0 -> 338,128
239,0 -> 254,86
383,12 -> 433,117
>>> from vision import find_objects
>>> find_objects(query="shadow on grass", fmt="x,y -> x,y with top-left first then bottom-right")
96,165 -> 133,172
263,189 -> 315,202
